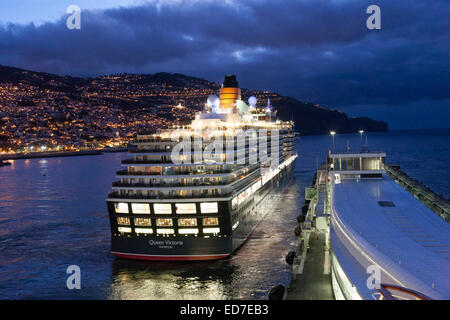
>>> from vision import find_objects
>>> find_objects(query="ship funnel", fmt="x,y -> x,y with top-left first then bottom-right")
219,75 -> 241,111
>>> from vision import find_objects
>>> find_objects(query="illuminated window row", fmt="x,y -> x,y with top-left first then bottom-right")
231,179 -> 262,210
114,202 -> 218,214
116,217 -> 219,227
117,227 -> 221,235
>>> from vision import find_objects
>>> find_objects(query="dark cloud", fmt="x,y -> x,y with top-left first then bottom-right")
0,0 -> 449,128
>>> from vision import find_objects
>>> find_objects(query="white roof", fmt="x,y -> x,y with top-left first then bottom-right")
331,174 -> 450,299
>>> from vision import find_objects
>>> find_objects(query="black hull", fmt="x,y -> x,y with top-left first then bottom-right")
107,161 -> 295,261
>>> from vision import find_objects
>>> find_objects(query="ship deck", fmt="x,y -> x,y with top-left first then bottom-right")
331,173 -> 450,299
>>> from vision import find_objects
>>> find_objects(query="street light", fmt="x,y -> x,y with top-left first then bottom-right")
359,130 -> 369,151
359,130 -> 364,142
330,131 -> 336,152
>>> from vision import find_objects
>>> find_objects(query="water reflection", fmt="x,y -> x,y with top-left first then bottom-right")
110,259 -> 239,300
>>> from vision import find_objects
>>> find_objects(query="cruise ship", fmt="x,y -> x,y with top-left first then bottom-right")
106,75 -> 298,261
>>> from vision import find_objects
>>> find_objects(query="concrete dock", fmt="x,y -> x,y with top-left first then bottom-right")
286,232 -> 334,300
285,165 -> 334,300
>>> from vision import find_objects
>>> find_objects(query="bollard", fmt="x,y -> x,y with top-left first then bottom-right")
294,225 -> 302,237
297,214 -> 305,223
268,285 -> 285,300
302,205 -> 309,214
285,251 -> 296,265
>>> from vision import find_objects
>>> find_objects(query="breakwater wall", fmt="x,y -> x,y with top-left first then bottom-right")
385,164 -> 450,222
0,150 -> 103,161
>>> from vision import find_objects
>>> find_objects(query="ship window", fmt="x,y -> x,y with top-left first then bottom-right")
176,203 -> 196,214
156,218 -> 173,227
178,218 -> 197,227
203,227 -> 220,234
131,203 -> 150,214
117,217 -> 130,225
179,228 -> 199,234
135,228 -> 153,234
134,218 -> 152,226
231,197 -> 238,210
114,202 -> 129,214
237,189 -> 249,205
251,180 -> 262,193
118,227 -> 132,233
157,228 -> 175,235
203,217 -> 219,226
200,202 -> 218,214
154,203 -> 172,214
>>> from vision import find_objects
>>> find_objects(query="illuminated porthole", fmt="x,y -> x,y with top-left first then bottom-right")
131,203 -> 150,214
156,229 -> 175,235
135,228 -> 153,234
179,228 -> 199,235
200,202 -> 218,213
118,227 -> 132,233
175,203 -> 196,214
117,217 -> 130,225
156,218 -> 173,227
114,202 -> 129,214
202,217 -> 219,226
134,217 -> 151,226
203,227 -> 220,234
154,203 -> 172,214
178,218 -> 197,227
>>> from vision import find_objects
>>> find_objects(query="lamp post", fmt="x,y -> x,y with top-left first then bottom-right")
330,131 -> 336,152
359,130 -> 364,144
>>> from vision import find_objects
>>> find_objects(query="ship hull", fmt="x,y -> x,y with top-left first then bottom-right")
107,161 -> 295,261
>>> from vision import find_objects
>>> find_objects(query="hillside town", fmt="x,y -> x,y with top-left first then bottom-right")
0,69 -> 277,155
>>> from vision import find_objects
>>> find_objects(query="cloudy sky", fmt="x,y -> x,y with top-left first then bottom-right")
1,0 -> 449,130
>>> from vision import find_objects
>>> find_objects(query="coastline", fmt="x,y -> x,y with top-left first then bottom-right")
0,147 -> 127,161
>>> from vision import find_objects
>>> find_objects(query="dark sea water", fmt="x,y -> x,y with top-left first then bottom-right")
0,129 -> 449,299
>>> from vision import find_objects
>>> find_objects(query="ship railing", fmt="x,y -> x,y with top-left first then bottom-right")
108,168 -> 261,200
122,157 -> 266,166
112,180 -> 232,188
129,148 -> 174,153
134,137 -> 172,143
117,169 -> 235,176
330,149 -> 385,154
117,170 -> 162,176
107,192 -> 229,200
122,159 -> 174,164
129,144 -> 274,154
114,168 -> 261,189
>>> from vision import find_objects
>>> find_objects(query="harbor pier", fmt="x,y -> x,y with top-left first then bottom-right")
286,166 -> 334,300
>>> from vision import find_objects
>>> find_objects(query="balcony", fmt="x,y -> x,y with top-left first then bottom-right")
116,168 -> 237,176
107,191 -> 228,200
129,148 -> 172,153
122,159 -> 173,164
109,168 -> 262,200
112,180 -> 231,188
117,170 -> 162,176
